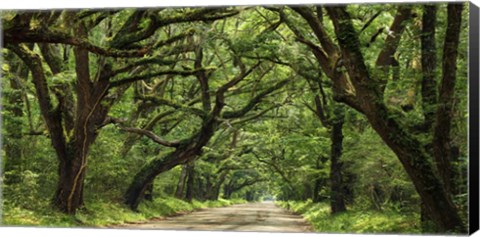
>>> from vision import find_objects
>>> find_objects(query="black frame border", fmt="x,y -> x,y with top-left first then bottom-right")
469,1 -> 479,235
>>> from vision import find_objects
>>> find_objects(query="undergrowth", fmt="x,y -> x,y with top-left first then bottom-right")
276,200 -> 421,234
2,197 -> 246,227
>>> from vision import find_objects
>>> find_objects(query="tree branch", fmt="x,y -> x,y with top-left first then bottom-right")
110,68 -> 211,88
375,5 -> 413,67
136,95 -> 207,119
108,57 -> 177,79
290,6 -> 337,56
222,77 -> 290,119
231,104 -> 280,125
359,10 -> 383,33
195,47 -> 212,112
111,8 -> 239,49
120,127 -> 182,147
213,61 -> 261,116
4,27 -> 152,58
6,43 -> 68,160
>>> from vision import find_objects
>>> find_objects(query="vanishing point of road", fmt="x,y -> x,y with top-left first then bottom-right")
120,201 -> 313,232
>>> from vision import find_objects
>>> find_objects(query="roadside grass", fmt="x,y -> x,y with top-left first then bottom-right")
276,200 -> 421,234
2,197 -> 247,227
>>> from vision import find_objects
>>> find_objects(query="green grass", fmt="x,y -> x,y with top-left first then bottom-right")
276,200 -> 421,234
2,198 -> 247,227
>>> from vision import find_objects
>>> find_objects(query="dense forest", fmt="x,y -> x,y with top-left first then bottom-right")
1,2 -> 470,234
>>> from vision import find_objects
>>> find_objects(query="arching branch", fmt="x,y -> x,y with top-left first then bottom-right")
120,127 -> 182,148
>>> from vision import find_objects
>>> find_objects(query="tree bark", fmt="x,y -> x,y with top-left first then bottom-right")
432,3 -> 464,198
53,145 -> 87,213
175,165 -> 188,199
329,105 -> 347,213
144,181 -> 154,201
223,179 -> 234,199
419,4 -> 438,228
185,162 -> 195,202
207,171 -> 228,200
421,5 -> 438,130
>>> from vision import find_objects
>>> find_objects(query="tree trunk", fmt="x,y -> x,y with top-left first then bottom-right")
312,178 -> 322,202
366,102 -> 465,232
204,175 -> 214,200
343,172 -> 355,204
125,116 -> 218,209
329,105 -> 347,213
194,176 -> 206,201
53,145 -> 86,214
432,3 -> 464,199
175,165 -> 188,199
223,180 -> 233,199
209,171 -> 228,200
144,181 -> 154,201
125,148 -> 196,209
7,43 -> 108,214
420,5 -> 438,130
185,162 -> 195,202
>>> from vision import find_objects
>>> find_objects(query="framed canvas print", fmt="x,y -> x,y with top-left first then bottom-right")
0,0 -> 479,236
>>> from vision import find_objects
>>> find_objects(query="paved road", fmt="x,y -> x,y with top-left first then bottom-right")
120,201 -> 313,232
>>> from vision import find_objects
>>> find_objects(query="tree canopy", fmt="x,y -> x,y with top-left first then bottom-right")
1,3 -> 470,234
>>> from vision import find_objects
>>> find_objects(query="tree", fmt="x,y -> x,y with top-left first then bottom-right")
3,8 -> 239,214
274,3 -> 466,232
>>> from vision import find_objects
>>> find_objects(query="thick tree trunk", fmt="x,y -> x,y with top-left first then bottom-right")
420,2 -> 436,218
53,145 -> 86,214
194,176 -> 206,201
420,5 -> 438,130
208,171 -> 228,200
367,95 -> 465,233
432,3 -> 464,198
362,101 -> 465,232
52,29 -> 110,213
7,44 -> 106,214
329,106 -> 347,213
125,117 -> 218,209
125,148 -> 197,209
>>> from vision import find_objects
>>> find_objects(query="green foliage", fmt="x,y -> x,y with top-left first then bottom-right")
342,126 -> 419,210
278,200 -> 421,234
3,197 -> 247,227
1,4 -> 470,232
3,170 -> 40,209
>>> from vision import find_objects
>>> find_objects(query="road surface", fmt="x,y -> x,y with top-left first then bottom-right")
120,201 -> 313,232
